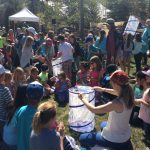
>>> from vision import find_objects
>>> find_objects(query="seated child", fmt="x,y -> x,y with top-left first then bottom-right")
4,71 -> 15,98
54,72 -> 71,104
27,67 -> 39,84
76,61 -> 89,86
39,64 -> 49,85
101,64 -> 118,102
30,100 -> 65,150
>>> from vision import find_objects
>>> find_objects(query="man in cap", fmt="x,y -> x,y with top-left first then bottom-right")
106,18 -> 120,64
0,65 -> 13,142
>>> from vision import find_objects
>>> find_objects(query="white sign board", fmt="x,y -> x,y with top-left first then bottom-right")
124,16 -> 139,35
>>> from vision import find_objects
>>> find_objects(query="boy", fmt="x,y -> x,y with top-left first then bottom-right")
14,81 -> 44,150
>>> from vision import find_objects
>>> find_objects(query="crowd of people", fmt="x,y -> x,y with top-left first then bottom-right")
0,17 -> 150,150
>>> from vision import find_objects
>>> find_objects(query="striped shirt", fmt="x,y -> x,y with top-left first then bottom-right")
0,84 -> 13,122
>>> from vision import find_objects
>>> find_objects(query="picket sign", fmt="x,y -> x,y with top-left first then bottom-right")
124,16 -> 139,36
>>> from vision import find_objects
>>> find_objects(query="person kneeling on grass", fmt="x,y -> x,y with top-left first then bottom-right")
78,70 -> 134,150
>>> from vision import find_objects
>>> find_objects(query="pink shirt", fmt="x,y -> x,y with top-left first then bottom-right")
139,89 -> 150,124
89,70 -> 100,87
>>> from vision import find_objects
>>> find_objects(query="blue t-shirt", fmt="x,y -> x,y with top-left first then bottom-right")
30,128 -> 60,150
14,105 -> 37,150
95,37 -> 107,54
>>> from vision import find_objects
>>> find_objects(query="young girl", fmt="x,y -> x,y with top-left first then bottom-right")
132,33 -> 146,73
79,70 -> 134,150
138,88 -> 150,139
76,61 -> 89,86
20,36 -> 34,69
88,56 -> 102,87
12,67 -> 26,97
30,100 -> 65,150
54,71 -> 71,105
123,33 -> 134,75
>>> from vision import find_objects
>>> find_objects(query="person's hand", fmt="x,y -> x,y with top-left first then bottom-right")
58,122 -> 65,138
78,93 -> 83,100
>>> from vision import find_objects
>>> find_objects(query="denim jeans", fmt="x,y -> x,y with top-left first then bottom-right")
0,120 -> 5,142
2,141 -> 17,150
144,122 -> 150,139
79,132 -> 134,150
134,53 -> 142,72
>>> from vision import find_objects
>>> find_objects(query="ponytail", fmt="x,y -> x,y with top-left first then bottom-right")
32,112 -> 41,134
120,84 -> 134,109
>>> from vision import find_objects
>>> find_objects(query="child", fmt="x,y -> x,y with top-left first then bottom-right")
30,100 -> 65,150
101,64 -> 118,102
5,45 -> 13,70
94,30 -> 107,59
39,38 -> 55,74
14,81 -> 44,150
138,88 -> 150,140
2,84 -> 28,150
76,61 -> 89,86
13,67 -> 26,97
86,37 -> 100,60
4,71 -> 15,98
132,33 -> 146,73
39,64 -> 49,85
54,71 -> 71,105
123,33 -> 134,75
27,67 -> 39,84
88,56 -> 102,87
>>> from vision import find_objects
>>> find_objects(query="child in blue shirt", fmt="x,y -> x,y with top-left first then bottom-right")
14,81 -> 44,150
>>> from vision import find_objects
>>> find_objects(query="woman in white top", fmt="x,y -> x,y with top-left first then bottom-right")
79,70 -> 134,150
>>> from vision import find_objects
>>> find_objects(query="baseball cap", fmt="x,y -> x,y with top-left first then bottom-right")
85,36 -> 93,43
26,81 -> 44,101
106,18 -> 115,24
27,27 -> 37,35
0,64 -> 6,75
110,70 -> 129,86
142,70 -> 150,76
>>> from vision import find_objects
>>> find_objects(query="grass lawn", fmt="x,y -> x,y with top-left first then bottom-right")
55,103 -> 149,150
48,57 -> 150,150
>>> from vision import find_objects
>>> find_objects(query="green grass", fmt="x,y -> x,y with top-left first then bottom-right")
55,103 -> 149,150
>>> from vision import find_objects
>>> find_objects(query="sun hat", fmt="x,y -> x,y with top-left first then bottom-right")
26,81 -> 44,101
110,70 -> 129,86
27,27 -> 37,35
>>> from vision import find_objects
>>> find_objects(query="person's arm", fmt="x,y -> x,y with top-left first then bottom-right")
93,86 -> 119,96
78,94 -> 123,114
135,99 -> 150,107
58,122 -> 65,150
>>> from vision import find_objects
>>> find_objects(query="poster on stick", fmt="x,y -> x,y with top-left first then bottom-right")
124,16 -> 139,35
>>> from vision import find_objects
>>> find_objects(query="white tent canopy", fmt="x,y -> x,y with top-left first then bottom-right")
9,8 -> 40,22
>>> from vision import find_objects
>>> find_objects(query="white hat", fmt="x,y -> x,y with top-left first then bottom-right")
27,27 -> 37,35
142,70 -> 150,76
0,64 -> 6,75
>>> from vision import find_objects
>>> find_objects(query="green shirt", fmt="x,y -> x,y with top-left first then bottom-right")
0,36 -> 4,48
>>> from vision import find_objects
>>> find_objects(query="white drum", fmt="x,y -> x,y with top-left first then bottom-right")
52,58 -> 62,76
68,86 -> 95,132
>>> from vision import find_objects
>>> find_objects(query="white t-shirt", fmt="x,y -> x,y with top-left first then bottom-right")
58,42 -> 73,62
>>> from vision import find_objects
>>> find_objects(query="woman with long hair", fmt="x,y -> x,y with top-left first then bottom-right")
79,70 -> 134,150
